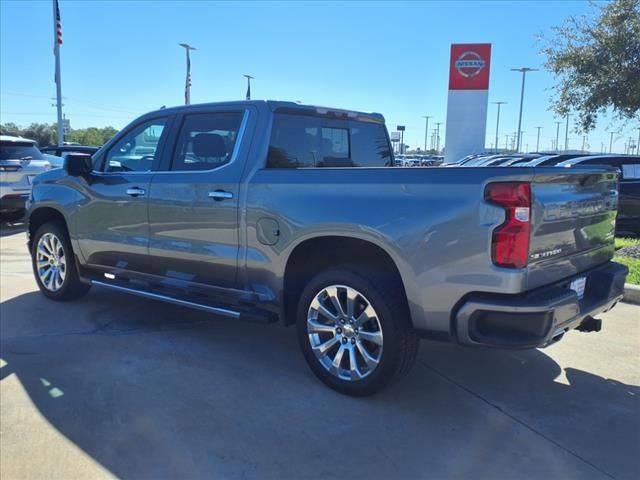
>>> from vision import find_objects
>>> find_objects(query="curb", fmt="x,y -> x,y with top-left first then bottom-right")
622,283 -> 640,305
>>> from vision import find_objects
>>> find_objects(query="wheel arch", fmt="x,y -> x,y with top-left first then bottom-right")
281,234 -> 411,327
28,206 -> 69,250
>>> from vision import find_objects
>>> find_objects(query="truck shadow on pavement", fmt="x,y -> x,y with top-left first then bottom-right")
1,289 -> 639,480
0,220 -> 26,238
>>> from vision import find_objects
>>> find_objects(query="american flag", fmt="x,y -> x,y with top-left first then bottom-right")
55,0 -> 63,46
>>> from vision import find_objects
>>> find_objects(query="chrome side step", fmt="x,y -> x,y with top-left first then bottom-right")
91,280 -> 241,319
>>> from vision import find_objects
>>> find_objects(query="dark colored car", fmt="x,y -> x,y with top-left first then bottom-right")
517,153 -> 592,167
557,155 -> 640,235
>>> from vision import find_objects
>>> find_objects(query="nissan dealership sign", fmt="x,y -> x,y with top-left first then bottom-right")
444,43 -> 492,163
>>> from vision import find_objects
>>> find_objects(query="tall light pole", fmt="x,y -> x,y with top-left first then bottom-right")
435,122 -> 443,153
243,74 -> 254,100
609,131 -> 615,153
564,113 -> 571,152
179,43 -> 196,105
554,121 -> 561,153
636,128 -> 640,155
421,116 -> 432,151
492,101 -> 506,153
535,126 -> 542,152
511,67 -> 538,153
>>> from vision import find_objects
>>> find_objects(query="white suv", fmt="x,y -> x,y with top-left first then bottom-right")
1,135 -> 51,222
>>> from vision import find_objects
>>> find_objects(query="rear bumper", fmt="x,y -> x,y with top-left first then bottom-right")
454,261 -> 628,348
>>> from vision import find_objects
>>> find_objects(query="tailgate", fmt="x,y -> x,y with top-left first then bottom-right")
527,167 -> 618,289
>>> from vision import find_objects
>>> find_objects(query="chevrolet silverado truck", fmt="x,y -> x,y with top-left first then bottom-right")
26,101 -> 628,395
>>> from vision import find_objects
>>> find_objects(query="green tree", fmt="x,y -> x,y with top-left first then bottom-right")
67,126 -> 118,145
2,122 -> 118,146
542,0 -> 640,131
0,122 -> 21,136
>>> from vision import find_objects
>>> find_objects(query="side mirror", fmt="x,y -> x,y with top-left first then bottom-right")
64,153 -> 93,175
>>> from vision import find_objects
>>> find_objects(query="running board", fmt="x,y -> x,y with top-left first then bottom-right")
91,280 -> 276,322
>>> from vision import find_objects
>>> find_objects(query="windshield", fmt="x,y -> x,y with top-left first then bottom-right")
0,143 -> 45,161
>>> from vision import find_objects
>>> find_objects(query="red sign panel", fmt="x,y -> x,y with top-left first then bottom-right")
449,43 -> 491,90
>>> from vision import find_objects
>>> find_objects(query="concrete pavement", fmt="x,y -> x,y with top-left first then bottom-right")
1,222 -> 639,480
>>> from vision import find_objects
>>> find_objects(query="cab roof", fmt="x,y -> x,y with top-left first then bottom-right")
145,100 -> 386,124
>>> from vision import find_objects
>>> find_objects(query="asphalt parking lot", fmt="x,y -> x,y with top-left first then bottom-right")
1,222 -> 639,480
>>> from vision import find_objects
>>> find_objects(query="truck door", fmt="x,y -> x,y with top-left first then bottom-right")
75,116 -> 172,273
147,108 -> 251,290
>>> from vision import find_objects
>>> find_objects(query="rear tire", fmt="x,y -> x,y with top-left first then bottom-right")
31,221 -> 91,301
296,266 -> 418,396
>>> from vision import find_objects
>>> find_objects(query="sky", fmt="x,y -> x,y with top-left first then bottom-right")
1,0 -> 638,153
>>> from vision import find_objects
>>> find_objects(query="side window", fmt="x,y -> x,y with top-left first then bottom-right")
621,163 -> 640,179
105,118 -> 167,172
267,113 -> 392,168
350,122 -> 392,167
267,114 -> 321,168
171,112 -> 243,171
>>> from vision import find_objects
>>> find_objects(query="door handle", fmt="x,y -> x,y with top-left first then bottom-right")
208,190 -> 233,201
126,187 -> 146,197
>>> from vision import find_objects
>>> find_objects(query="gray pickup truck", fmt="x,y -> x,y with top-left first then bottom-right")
26,101 -> 628,395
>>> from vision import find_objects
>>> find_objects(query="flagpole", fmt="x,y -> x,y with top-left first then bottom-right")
53,0 -> 63,146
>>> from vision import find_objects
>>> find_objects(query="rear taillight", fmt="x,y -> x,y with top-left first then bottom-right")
485,182 -> 531,268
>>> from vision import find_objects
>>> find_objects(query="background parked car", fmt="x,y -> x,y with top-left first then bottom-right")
557,155 -> 640,235
517,153 -> 592,167
1,135 -> 51,222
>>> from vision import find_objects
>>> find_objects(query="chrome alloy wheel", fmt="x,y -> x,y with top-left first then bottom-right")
36,232 -> 66,292
307,285 -> 383,381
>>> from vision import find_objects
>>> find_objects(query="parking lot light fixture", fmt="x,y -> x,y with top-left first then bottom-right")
179,43 -> 196,105
244,74 -> 254,100
535,126 -> 542,152
422,116 -> 432,151
609,131 -> 615,153
492,102 -> 506,153
564,113 -> 572,152
511,67 -> 538,153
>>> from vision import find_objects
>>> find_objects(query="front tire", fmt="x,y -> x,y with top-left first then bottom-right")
296,267 -> 418,396
31,221 -> 91,301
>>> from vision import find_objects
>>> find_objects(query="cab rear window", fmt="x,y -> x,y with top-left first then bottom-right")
267,113 -> 392,168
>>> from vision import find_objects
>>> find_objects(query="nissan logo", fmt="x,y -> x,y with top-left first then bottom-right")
455,51 -> 486,78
